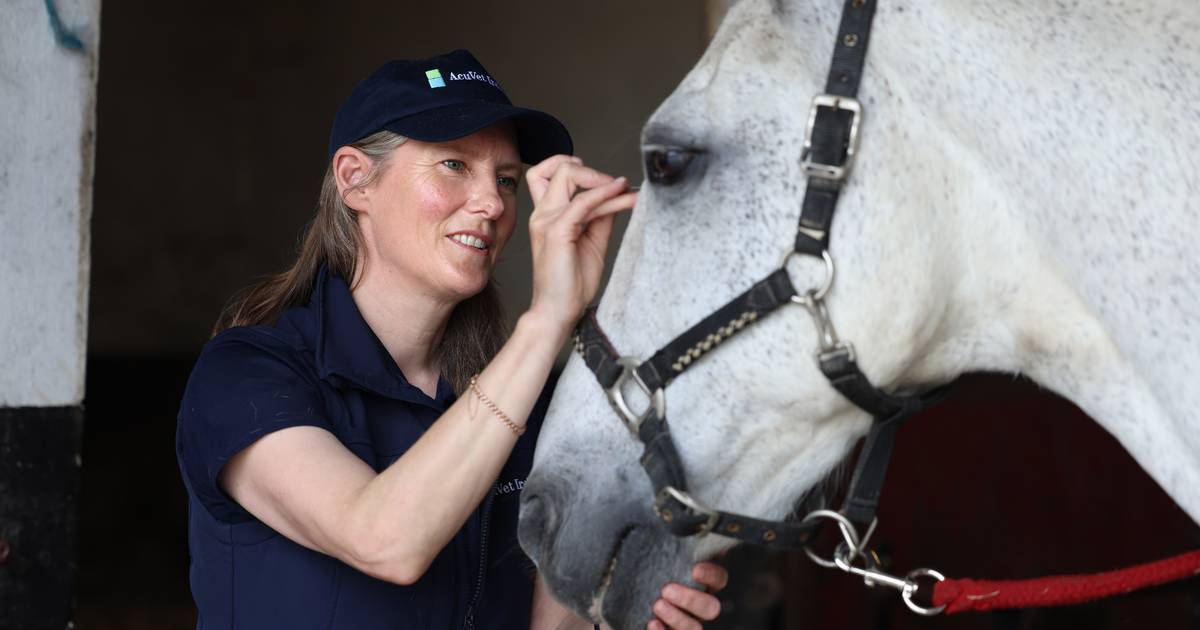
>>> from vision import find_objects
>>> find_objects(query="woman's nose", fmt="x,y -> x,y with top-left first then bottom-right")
466,185 -> 504,219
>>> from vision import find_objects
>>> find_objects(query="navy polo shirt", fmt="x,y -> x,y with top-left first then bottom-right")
176,265 -> 541,629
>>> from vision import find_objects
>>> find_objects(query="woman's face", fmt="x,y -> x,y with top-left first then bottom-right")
359,123 -> 521,303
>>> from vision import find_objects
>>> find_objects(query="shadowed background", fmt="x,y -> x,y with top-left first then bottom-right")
79,1 -> 1199,628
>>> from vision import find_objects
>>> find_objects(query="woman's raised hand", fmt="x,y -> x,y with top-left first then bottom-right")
525,155 -> 637,332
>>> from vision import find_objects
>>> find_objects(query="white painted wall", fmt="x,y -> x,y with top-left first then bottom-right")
0,0 -> 100,407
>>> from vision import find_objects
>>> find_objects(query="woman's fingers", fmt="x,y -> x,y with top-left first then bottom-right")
581,191 -> 638,225
525,156 -> 636,327
577,194 -> 635,260
647,575 -> 726,628
661,583 -> 721,621
650,598 -> 703,630
554,177 -> 633,231
525,154 -> 580,203
527,153 -> 579,180
691,562 -> 729,593
575,214 -> 617,278
542,162 -> 618,210
534,178 -> 634,244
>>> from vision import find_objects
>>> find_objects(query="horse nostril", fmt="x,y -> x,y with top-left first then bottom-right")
518,477 -> 563,564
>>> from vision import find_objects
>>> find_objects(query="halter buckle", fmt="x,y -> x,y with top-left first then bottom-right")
800,94 -> 863,181
605,357 -> 666,434
655,486 -> 720,536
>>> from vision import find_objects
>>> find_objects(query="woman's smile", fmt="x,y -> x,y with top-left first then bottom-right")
447,230 -> 493,256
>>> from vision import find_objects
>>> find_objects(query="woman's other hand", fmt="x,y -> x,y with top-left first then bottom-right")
647,562 -> 729,629
525,154 -> 636,333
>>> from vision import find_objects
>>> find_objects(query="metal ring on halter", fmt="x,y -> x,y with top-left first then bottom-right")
833,541 -> 880,572
799,509 -> 862,569
901,568 -> 947,616
781,249 -> 835,302
830,516 -> 881,580
655,486 -> 720,536
605,357 -> 666,435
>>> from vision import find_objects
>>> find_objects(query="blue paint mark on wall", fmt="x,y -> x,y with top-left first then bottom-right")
44,0 -> 85,52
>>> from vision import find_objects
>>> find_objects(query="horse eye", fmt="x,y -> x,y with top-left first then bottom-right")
644,148 -> 697,186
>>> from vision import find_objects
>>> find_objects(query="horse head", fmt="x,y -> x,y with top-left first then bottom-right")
519,1 -> 1200,627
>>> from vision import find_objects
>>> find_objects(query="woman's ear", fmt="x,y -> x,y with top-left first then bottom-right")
333,147 -> 372,212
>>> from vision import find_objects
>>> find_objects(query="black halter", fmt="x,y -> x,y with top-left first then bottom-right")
574,0 -> 946,550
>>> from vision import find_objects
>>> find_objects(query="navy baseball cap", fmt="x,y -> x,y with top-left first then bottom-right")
328,49 -> 573,164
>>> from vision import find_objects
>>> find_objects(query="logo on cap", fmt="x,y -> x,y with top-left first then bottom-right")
446,70 -> 500,89
425,69 -> 445,89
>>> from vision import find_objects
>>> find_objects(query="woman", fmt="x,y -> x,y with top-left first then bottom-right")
176,49 -> 727,629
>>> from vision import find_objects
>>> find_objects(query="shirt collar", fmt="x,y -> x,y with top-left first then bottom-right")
312,264 -> 453,408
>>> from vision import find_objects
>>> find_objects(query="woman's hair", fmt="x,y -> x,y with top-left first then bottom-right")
213,130 -> 509,395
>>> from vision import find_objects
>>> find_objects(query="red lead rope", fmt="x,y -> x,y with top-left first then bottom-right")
930,550 -> 1200,614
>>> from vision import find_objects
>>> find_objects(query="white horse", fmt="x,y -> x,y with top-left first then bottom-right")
518,0 -> 1200,627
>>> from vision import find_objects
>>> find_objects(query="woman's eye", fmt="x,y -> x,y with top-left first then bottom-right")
644,148 -> 697,186
498,176 -> 519,192
442,159 -> 465,171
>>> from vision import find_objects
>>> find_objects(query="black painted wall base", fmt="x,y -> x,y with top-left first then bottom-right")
0,406 -> 83,630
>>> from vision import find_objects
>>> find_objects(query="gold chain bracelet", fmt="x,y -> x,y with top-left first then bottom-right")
468,375 -> 524,436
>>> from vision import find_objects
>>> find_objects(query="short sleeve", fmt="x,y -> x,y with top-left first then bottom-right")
176,328 -> 332,523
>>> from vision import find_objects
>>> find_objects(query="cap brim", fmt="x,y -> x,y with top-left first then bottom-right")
383,101 -> 573,164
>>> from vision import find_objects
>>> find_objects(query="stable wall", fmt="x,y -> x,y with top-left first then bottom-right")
0,1 -> 100,628
0,0 -> 97,407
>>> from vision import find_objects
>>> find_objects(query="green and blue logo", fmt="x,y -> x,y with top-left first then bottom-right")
425,69 -> 445,88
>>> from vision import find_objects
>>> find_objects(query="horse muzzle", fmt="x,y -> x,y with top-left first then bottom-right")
518,470 -> 688,629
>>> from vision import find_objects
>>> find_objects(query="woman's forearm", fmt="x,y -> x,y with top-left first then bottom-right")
344,310 -> 570,581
